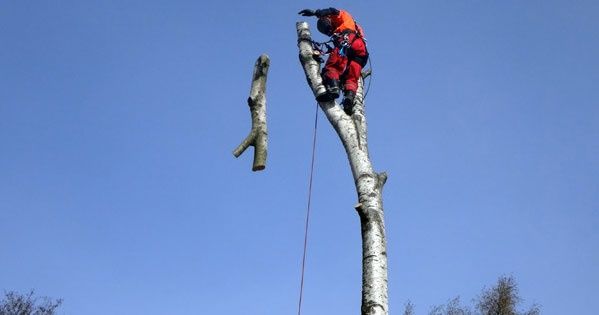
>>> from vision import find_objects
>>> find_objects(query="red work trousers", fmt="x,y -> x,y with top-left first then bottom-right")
322,33 -> 368,93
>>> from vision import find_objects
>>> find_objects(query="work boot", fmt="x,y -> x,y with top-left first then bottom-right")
325,79 -> 340,100
317,78 -> 340,102
316,91 -> 334,102
342,90 -> 356,115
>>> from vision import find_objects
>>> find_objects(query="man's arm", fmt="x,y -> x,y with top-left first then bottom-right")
298,7 -> 340,17
315,7 -> 340,17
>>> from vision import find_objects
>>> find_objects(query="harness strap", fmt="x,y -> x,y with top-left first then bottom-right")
332,30 -> 369,68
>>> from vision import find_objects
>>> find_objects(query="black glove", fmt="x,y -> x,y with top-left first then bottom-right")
298,9 -> 316,16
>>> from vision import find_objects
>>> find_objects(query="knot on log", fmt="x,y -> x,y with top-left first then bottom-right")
362,302 -> 387,315
376,172 -> 388,190
355,202 -> 365,214
247,97 -> 255,108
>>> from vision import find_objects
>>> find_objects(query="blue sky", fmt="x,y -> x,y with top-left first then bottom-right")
1,1 -> 597,314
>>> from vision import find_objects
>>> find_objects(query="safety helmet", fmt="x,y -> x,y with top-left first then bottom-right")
317,17 -> 333,36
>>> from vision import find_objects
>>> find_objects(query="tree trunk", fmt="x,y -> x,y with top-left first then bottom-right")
296,22 -> 389,315
233,54 -> 269,171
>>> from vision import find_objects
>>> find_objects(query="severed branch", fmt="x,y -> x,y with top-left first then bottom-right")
233,54 -> 270,171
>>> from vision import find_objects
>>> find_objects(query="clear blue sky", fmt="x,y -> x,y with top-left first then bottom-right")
1,1 -> 597,314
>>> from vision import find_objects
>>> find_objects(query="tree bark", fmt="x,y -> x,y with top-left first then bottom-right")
233,54 -> 270,171
296,22 -> 389,315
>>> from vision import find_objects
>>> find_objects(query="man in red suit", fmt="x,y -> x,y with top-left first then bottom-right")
299,7 -> 369,115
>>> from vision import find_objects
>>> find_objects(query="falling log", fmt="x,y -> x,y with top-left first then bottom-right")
233,54 -> 269,171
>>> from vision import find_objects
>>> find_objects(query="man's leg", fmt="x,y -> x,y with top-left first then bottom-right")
318,49 -> 347,102
341,35 -> 368,114
342,60 -> 363,115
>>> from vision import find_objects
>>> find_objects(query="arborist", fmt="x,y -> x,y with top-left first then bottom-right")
299,7 -> 369,115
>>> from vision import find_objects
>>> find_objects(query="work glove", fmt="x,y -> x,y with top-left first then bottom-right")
298,9 -> 316,16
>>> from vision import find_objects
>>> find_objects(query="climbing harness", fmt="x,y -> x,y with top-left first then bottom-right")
337,33 -> 351,57
297,103 -> 319,315
311,39 -> 332,54
311,39 -> 333,51
310,39 -> 332,63
312,35 -> 373,102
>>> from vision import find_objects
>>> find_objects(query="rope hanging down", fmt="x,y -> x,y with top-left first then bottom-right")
297,103 -> 319,315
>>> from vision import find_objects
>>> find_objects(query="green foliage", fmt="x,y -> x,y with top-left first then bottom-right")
404,276 -> 540,315
404,300 -> 415,315
0,290 -> 62,315
475,276 -> 539,315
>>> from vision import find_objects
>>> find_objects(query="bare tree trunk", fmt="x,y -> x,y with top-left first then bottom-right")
233,54 -> 269,171
296,22 -> 389,315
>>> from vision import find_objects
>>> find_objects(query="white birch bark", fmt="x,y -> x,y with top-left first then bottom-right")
296,22 -> 389,315
233,54 -> 269,171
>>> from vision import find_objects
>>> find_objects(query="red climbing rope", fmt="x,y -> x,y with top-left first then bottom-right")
297,103 -> 319,315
